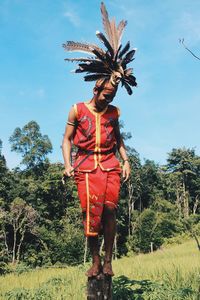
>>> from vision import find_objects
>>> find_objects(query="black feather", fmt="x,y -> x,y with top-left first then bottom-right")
118,41 -> 130,59
92,49 -> 106,62
84,74 -> 109,81
78,63 -> 108,74
125,75 -> 137,87
114,44 -> 122,61
123,81 -> 133,95
122,49 -> 136,64
96,31 -> 114,58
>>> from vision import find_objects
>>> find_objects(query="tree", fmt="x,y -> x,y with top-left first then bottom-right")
140,159 -> 162,208
167,148 -> 198,218
0,139 -> 7,174
9,121 -> 52,169
0,198 -> 38,264
0,140 -> 14,208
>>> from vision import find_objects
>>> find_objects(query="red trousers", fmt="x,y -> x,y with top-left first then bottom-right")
75,167 -> 121,237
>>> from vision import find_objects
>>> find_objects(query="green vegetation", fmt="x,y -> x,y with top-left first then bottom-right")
0,240 -> 199,299
0,120 -> 200,297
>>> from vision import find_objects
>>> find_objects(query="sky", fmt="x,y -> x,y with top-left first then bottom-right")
0,0 -> 200,169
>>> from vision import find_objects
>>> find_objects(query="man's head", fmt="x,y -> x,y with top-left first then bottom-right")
93,79 -> 118,111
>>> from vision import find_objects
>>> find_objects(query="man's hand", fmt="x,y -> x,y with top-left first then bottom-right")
63,165 -> 74,177
122,161 -> 131,182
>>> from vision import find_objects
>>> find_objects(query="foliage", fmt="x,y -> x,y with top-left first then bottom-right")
0,240 -> 199,300
1,122 -> 200,268
9,121 -> 52,169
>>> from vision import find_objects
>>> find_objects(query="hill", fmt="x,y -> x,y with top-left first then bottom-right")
0,239 -> 199,299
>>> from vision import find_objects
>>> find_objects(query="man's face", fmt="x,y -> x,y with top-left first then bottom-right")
94,81 -> 117,111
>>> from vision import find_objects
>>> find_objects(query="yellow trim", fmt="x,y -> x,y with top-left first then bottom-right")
85,173 -> 90,235
84,102 -> 107,170
85,173 -> 98,236
98,163 -> 116,171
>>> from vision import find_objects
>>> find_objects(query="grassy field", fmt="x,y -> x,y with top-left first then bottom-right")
0,239 -> 200,299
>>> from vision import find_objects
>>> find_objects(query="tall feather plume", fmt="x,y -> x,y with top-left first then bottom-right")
63,41 -> 105,56
64,57 -> 99,63
117,20 -> 127,44
63,2 -> 137,95
96,31 -> 114,58
110,18 -> 119,54
100,2 -> 113,48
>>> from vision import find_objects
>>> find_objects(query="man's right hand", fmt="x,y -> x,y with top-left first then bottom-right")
63,165 -> 74,177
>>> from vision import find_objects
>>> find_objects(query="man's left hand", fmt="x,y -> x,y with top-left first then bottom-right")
122,161 -> 131,182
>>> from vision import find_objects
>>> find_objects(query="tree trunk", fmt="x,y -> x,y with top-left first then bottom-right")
3,230 -> 9,256
193,196 -> 199,215
114,235 -> 117,260
84,237 -> 88,265
87,273 -> 112,300
16,231 -> 25,263
175,184 -> 182,219
100,238 -> 104,257
183,181 -> 189,218
150,242 -> 153,253
193,234 -> 200,251
12,225 -> 17,264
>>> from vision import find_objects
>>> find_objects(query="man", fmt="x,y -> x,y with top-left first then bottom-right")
62,2 -> 137,277
62,78 -> 130,277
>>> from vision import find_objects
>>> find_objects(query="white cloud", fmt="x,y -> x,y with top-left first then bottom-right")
63,10 -> 80,27
18,88 -> 45,98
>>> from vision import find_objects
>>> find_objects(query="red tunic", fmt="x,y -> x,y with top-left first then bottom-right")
73,102 -> 121,172
73,102 -> 121,236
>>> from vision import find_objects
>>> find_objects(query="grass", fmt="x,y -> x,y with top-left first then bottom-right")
0,239 -> 199,299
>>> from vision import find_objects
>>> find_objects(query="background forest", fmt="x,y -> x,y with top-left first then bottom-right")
0,120 -> 200,274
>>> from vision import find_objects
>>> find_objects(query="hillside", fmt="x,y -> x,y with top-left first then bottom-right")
0,239 -> 199,299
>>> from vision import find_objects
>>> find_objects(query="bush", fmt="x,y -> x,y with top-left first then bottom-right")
4,288 -> 33,300
0,262 -> 11,275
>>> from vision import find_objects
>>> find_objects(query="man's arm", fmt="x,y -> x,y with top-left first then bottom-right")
62,106 -> 77,177
114,120 -> 131,182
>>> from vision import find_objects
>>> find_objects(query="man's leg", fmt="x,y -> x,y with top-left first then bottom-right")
102,206 -> 116,276
86,236 -> 102,277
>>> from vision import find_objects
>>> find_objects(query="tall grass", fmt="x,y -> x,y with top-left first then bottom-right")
0,239 -> 199,299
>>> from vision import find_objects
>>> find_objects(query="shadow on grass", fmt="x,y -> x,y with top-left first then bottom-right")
113,275 -> 153,300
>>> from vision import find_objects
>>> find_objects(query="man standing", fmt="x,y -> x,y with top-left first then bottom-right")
62,2 -> 137,277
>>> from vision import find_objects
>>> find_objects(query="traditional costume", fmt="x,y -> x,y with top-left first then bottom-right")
63,2 -> 137,236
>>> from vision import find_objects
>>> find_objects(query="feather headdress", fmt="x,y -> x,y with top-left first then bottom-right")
63,2 -> 137,95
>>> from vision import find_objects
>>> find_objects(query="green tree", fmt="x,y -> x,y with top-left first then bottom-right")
140,160 -> 162,208
0,198 -> 38,264
0,140 -> 14,209
167,148 -> 198,218
9,121 -> 52,169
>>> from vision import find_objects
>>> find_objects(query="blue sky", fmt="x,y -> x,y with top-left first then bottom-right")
1,0 -> 200,169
